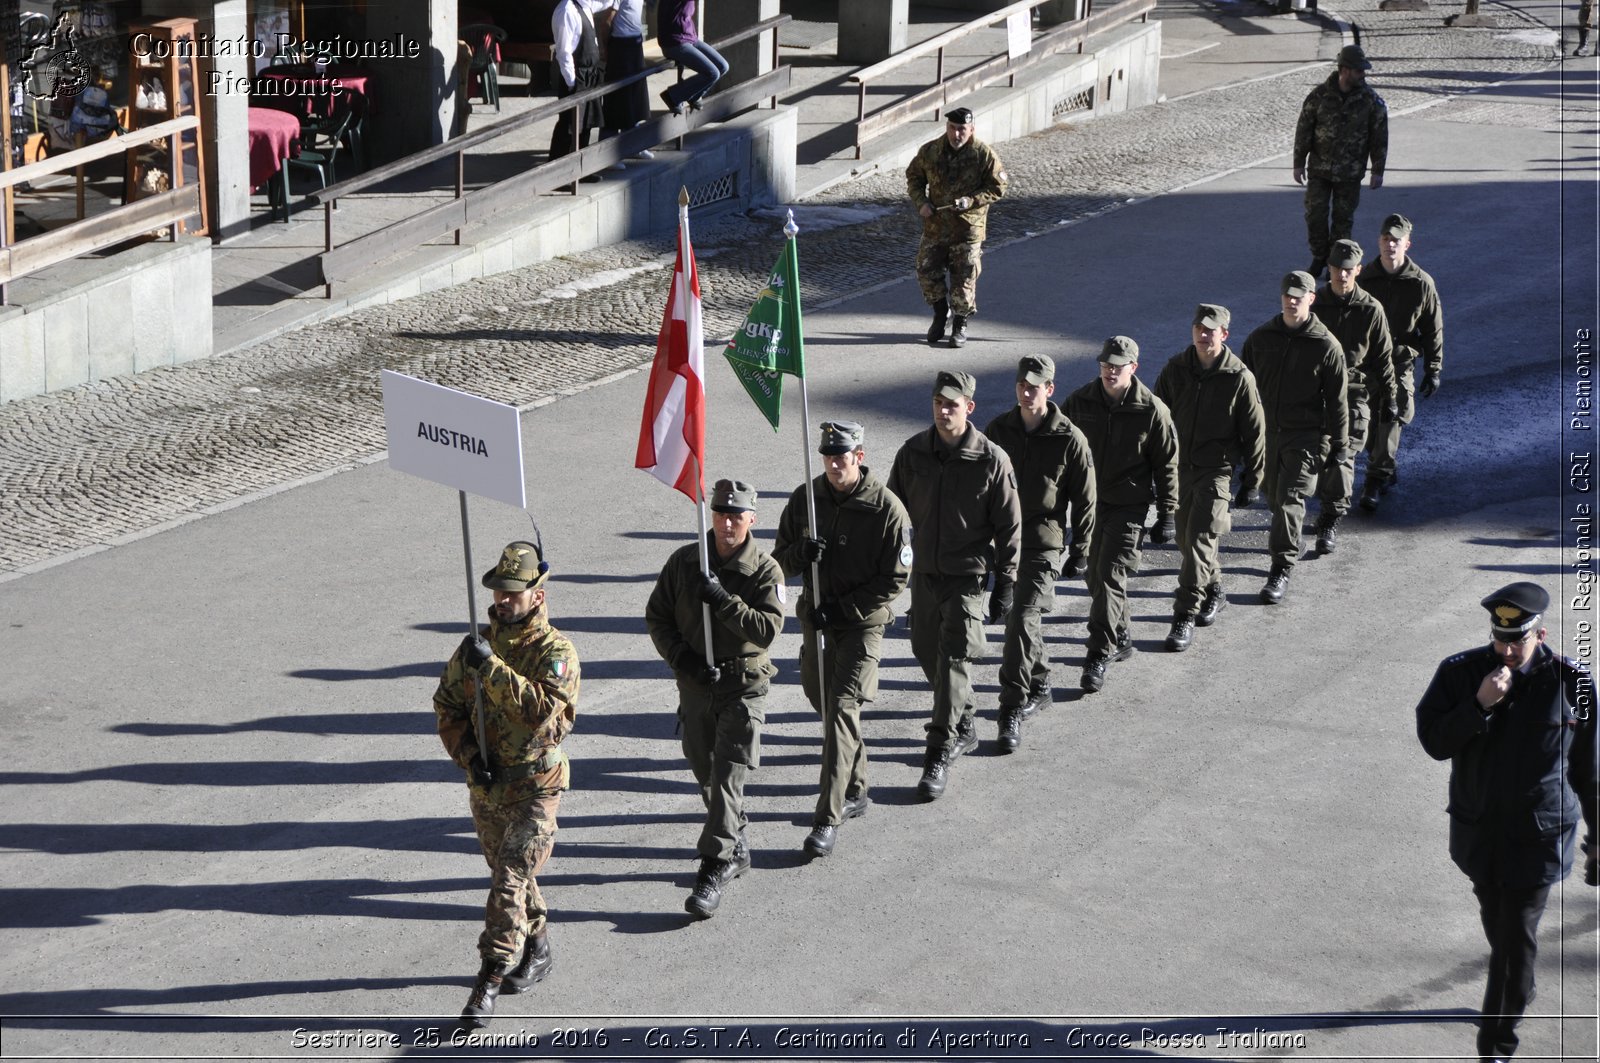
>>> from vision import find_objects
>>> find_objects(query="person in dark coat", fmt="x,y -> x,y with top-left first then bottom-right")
1416,582 -> 1598,1062
550,0 -> 609,160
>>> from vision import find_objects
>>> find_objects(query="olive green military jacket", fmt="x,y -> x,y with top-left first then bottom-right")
645,532 -> 784,672
1360,255 -> 1444,378
1314,285 -> 1396,410
886,424 -> 1022,581
1293,72 -> 1388,182
982,402 -> 1096,554
434,609 -> 579,802
1240,314 -> 1350,454
1152,345 -> 1266,492
1063,376 -> 1180,515
905,135 -> 1008,239
772,468 -> 911,630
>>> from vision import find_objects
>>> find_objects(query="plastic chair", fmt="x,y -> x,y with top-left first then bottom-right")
462,24 -> 507,111
295,94 -> 360,185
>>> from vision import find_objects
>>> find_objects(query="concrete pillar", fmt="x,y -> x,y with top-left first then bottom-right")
1037,0 -> 1088,26
363,0 -> 456,163
838,0 -> 909,63
702,0 -> 777,86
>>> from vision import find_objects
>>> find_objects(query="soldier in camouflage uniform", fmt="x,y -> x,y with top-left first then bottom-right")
1310,238 -> 1397,552
1358,213 -> 1444,512
905,106 -> 1008,349
1293,44 -> 1388,277
646,479 -> 785,918
1577,0 -> 1597,56
772,421 -> 911,857
434,540 -> 579,1029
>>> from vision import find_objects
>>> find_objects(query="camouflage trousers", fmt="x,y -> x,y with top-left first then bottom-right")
679,663 -> 767,861
916,232 -> 984,316
1087,504 -> 1148,657
1304,176 -> 1362,263
800,623 -> 883,825
997,548 -> 1060,707
469,787 -> 560,965
1264,430 -> 1324,572
1174,467 -> 1234,617
1365,355 -> 1415,485
909,572 -> 986,755
1316,394 -> 1370,515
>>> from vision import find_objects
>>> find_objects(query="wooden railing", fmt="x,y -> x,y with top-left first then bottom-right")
847,0 -> 1154,158
310,16 -> 791,296
0,116 -> 202,303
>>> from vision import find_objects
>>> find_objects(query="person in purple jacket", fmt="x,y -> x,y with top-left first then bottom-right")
656,0 -> 728,115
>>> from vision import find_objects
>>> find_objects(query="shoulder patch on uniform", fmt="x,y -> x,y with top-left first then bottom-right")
548,658 -> 568,678
900,544 -> 914,567
777,582 -> 788,607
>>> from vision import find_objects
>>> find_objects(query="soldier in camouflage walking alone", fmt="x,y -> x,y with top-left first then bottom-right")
905,106 -> 1008,349
434,541 -> 579,1029
1293,44 -> 1388,279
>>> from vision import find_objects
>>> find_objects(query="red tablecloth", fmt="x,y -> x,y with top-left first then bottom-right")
253,63 -> 371,119
247,106 -> 302,191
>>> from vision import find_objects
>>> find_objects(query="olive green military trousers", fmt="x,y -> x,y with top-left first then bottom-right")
1175,467 -> 1233,617
1316,395 -> 1370,516
1087,504 -> 1148,657
1304,176 -> 1362,263
997,548 -> 1060,707
470,788 -> 560,964
800,622 -> 883,825
1264,431 -> 1324,571
909,572 -> 985,755
678,663 -> 767,861
1365,356 -> 1414,485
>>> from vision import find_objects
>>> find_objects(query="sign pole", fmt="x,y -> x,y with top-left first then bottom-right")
459,489 -> 491,771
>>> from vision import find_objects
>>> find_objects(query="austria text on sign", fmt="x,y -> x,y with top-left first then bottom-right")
380,370 -> 526,509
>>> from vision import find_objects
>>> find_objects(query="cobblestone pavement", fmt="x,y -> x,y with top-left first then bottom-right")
0,0 -> 1561,575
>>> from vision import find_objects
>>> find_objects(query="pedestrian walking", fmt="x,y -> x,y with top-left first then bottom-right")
434,541 -> 579,1029
1293,44 -> 1388,278
772,421 -> 911,856
656,0 -> 729,115
905,107 -> 1008,349
1576,0 -> 1597,55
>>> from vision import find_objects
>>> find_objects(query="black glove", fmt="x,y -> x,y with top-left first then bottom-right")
810,600 -> 840,629
698,573 -> 733,607
799,537 -> 826,563
467,752 -> 495,788
1150,512 -> 1176,545
1381,400 -> 1399,422
1586,838 -> 1599,887
1061,549 -> 1088,580
460,634 -> 495,671
696,661 -> 722,686
1420,370 -> 1441,398
671,647 -> 721,687
986,575 -> 1014,624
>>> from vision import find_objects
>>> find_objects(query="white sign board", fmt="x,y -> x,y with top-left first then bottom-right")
381,370 -> 526,509
1006,11 -> 1031,60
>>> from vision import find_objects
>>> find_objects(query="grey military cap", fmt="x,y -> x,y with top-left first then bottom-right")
1017,355 -> 1055,385
1380,213 -> 1414,237
933,370 -> 977,401
1098,336 -> 1139,366
1281,271 -> 1316,297
710,478 -> 758,513
1327,239 -> 1363,269
1193,303 -> 1231,330
818,420 -> 865,455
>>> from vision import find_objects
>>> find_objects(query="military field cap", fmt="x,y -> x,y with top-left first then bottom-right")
1193,303 -> 1231,330
1381,212 -> 1414,237
1327,239 -> 1363,269
1281,270 -> 1316,297
945,106 -> 974,125
1099,336 -> 1139,366
1017,354 -> 1056,385
1481,581 -> 1550,639
710,478 -> 758,513
818,419 -> 865,454
483,540 -> 550,591
1337,44 -> 1372,69
933,369 -> 977,401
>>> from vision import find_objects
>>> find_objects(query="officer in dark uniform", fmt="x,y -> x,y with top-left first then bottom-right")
1416,582 -> 1598,1062
773,421 -> 911,856
645,479 -> 785,918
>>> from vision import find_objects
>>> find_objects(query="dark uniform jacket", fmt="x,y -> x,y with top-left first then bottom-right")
1313,285 -> 1397,410
905,135 -> 1008,240
434,610 -> 579,802
1360,255 -> 1445,379
645,532 -> 784,674
1152,345 -> 1266,491
772,468 -> 911,630
982,402 -> 1096,554
886,424 -> 1022,580
1239,314 -> 1350,455
1063,376 -> 1180,514
1417,643 -> 1599,888
1293,72 -> 1388,182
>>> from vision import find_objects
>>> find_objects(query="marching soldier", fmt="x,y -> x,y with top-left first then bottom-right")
1152,305 -> 1265,651
887,371 -> 1021,800
434,541 -> 578,1029
983,355 -> 1096,749
773,421 -> 911,856
1064,337 -> 1179,692
1293,44 -> 1388,277
905,107 -> 1008,349
645,479 -> 784,919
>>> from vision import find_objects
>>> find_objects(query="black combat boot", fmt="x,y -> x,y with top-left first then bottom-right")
1111,630 -> 1134,663
949,315 -> 968,348
460,959 -> 512,1029
1196,583 -> 1227,626
1359,478 -> 1382,512
803,823 -> 837,857
502,929 -> 552,994
841,791 -> 871,819
951,717 -> 979,757
685,856 -> 730,919
1021,686 -> 1051,718
1165,614 -> 1196,652
917,746 -> 950,800
1315,513 -> 1342,553
1080,654 -> 1109,693
996,705 -> 1022,754
926,300 -> 948,345
1260,566 -> 1290,604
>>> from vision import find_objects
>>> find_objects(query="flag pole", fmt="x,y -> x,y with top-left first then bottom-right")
459,489 -> 491,771
785,210 -> 829,714
683,189 -> 716,673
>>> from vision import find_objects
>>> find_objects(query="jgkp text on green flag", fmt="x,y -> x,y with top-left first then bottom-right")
723,238 -> 805,430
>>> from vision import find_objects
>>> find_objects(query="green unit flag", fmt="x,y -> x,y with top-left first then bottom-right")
724,237 -> 806,430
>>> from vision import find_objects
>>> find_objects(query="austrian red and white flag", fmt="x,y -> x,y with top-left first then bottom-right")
635,203 -> 706,501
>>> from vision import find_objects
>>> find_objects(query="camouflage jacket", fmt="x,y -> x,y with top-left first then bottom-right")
772,468 -> 911,630
886,424 -> 1021,580
1239,314 -> 1350,454
1063,375 -> 1180,514
645,532 -> 784,673
982,402 -> 1097,554
905,134 -> 1008,240
1360,255 -> 1444,377
1313,285 -> 1397,409
434,608 -> 579,803
1293,73 -> 1388,182
1152,345 -> 1266,491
